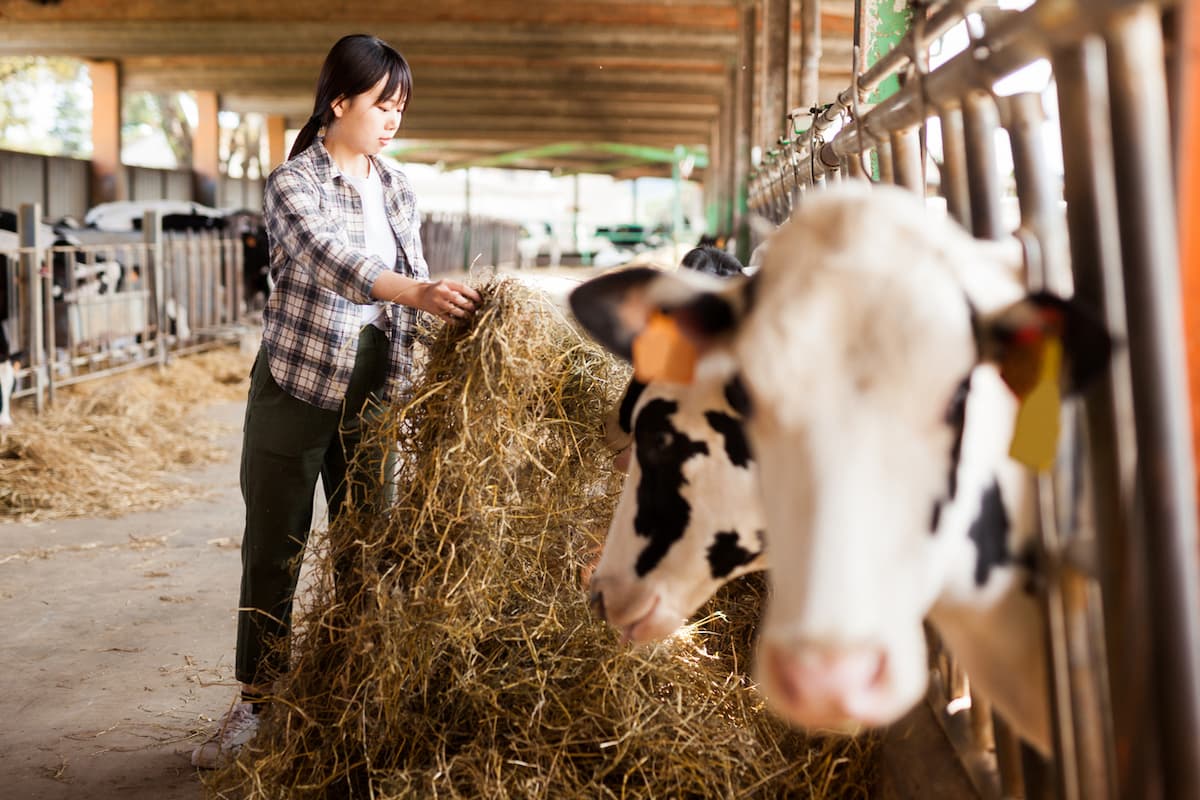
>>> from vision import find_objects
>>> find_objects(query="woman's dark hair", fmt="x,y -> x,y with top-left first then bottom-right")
288,34 -> 413,160
680,245 -> 746,278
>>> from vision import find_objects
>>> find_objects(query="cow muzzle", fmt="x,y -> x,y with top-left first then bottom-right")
758,640 -> 922,732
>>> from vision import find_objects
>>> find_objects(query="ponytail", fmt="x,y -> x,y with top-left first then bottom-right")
288,112 -> 326,161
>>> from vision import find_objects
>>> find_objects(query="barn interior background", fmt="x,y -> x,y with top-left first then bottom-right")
2,1 -> 1199,799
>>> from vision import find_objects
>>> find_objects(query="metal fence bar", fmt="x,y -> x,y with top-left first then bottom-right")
18,203 -> 43,413
889,128 -> 924,193
961,92 -> 1005,241
938,105 -> 972,228
1106,8 -> 1200,799
1007,87 -> 1116,800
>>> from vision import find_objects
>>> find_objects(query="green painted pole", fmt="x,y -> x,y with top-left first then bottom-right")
866,0 -> 914,104
673,144 -> 685,248
863,0 -> 915,180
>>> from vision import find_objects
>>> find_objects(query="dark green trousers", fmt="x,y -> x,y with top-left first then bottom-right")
235,325 -> 389,687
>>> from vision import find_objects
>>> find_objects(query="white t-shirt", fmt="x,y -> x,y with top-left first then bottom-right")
343,165 -> 396,330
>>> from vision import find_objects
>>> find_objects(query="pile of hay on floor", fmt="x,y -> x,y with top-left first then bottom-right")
207,277 -> 876,799
0,347 -> 251,520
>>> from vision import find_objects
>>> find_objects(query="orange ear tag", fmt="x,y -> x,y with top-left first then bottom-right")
1008,337 -> 1063,472
632,311 -> 697,384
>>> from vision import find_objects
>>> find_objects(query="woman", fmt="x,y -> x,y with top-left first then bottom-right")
192,34 -> 481,769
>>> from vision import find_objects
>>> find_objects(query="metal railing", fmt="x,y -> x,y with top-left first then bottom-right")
744,2 -> 1197,798
1,203 -> 253,412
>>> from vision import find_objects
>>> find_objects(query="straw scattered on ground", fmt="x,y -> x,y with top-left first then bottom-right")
205,277 -> 877,799
0,346 -> 253,521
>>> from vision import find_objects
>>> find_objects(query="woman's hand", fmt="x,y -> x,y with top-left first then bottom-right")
418,279 -> 482,323
373,273 -> 483,323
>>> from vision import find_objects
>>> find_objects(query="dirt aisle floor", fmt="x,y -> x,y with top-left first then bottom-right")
0,398 -> 321,800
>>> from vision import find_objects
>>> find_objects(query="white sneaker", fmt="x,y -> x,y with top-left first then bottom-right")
191,701 -> 261,769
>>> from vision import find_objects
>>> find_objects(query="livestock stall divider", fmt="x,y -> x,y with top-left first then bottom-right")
4,203 -> 253,411
744,1 -> 1198,798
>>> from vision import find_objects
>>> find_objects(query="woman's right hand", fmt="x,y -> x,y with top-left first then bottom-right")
419,279 -> 482,323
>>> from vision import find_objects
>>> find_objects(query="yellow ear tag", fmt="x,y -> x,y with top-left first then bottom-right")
1008,337 -> 1063,472
632,311 -> 697,384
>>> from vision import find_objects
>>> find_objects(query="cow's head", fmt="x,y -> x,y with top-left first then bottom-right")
570,183 -> 1111,734
588,375 -> 766,643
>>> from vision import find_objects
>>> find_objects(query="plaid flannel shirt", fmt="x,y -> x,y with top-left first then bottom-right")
261,139 -> 429,411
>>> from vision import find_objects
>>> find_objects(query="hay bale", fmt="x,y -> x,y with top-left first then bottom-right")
0,348 -> 251,520
207,277 -> 876,799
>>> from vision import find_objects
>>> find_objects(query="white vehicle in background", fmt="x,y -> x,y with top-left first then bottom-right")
517,221 -> 562,268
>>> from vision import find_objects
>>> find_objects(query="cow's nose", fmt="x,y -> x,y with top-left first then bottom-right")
761,642 -> 889,727
588,589 -> 606,621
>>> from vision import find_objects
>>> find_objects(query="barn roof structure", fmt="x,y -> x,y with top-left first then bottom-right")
0,0 -> 862,180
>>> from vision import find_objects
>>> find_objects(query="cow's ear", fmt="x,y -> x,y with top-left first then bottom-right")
975,291 -> 1113,397
568,267 -> 747,382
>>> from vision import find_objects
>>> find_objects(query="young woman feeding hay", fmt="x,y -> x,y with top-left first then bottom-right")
191,33 -> 480,770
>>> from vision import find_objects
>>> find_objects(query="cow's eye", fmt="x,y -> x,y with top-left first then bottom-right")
639,430 -> 673,460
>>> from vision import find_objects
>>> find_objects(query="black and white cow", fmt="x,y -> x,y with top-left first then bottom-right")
569,182 -> 1112,754
588,372 -> 766,643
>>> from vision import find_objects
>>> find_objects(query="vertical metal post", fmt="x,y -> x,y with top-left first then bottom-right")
672,150 -> 684,247
143,210 -> 166,368
843,151 -> 866,180
18,203 -> 44,413
962,91 -> 1005,240
889,127 -> 924,193
938,104 -> 972,228
41,256 -> 55,407
1053,34 -> 1146,800
1005,92 -> 1069,291
958,96 -> 1029,794
1007,87 -> 1117,800
735,3 -> 757,264
464,167 -> 473,271
875,138 -> 895,185
1107,9 -> 1200,798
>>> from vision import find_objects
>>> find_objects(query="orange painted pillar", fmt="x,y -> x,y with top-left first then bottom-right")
1181,3 -> 1200,504
193,91 -> 220,207
265,114 -> 287,171
88,59 -> 126,206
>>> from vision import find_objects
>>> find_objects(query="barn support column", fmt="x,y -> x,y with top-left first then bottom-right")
719,117 -> 732,238
193,91 -> 220,208
760,0 -> 791,151
88,60 -> 126,206
705,120 -> 725,238
797,0 -> 821,113
734,5 -> 757,262
265,114 -> 287,171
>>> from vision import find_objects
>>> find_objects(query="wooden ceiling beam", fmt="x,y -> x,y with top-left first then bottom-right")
0,22 -> 737,60
0,0 -> 741,27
